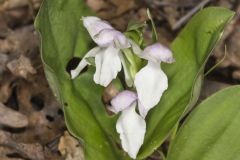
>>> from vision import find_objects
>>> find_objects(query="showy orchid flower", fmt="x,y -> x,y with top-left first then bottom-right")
134,43 -> 175,118
109,90 -> 146,159
71,16 -> 133,87
71,16 -> 175,159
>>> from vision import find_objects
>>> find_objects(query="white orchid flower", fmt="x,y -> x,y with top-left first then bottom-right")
110,90 -> 146,159
134,43 -> 175,118
70,16 -> 132,87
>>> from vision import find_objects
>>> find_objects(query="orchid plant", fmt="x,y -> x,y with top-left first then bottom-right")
35,1 -> 240,160
69,15 -> 175,158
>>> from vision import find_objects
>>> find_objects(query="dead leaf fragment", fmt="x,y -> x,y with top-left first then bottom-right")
102,82 -> 119,104
0,81 -> 12,103
0,102 -> 28,128
58,131 -> 84,160
86,0 -> 107,12
110,0 -> 135,15
0,53 -> 9,74
7,55 -> 36,78
0,131 -> 44,160
0,0 -> 29,10
200,80 -> 231,101
233,70 -> 240,80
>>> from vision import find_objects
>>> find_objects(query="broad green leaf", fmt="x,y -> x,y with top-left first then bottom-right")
138,7 -> 235,158
167,86 -> 240,160
35,0 -> 128,159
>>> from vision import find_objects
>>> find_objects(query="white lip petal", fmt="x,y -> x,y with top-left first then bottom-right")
140,43 -> 175,63
82,16 -> 113,41
94,45 -> 122,87
134,61 -> 168,118
110,90 -> 137,113
116,102 -> 146,159
70,47 -> 101,79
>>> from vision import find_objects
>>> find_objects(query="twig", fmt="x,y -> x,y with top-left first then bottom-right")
172,0 -> 211,30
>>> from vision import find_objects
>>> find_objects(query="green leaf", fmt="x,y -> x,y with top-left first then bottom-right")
167,85 -> 240,160
126,19 -> 146,47
127,21 -> 147,31
138,7 -> 235,158
35,0 -> 128,159
125,28 -> 145,46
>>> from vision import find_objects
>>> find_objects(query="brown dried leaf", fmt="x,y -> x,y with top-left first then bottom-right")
0,102 -> 28,128
7,55 -> 36,78
200,80 -> 231,101
87,0 -> 135,21
110,0 -> 135,15
102,82 -> 119,104
0,16 -> 11,38
58,131 -> 84,160
163,0 -> 179,28
16,143 -> 44,160
0,39 -> 14,53
0,0 -> 29,10
232,70 -> 240,80
86,0 -> 107,12
0,53 -> 9,74
0,131 -> 44,160
0,81 -> 12,103
12,73 -> 65,144
214,5 -> 240,69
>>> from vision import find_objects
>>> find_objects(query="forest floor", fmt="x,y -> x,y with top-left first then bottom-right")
0,0 -> 239,159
